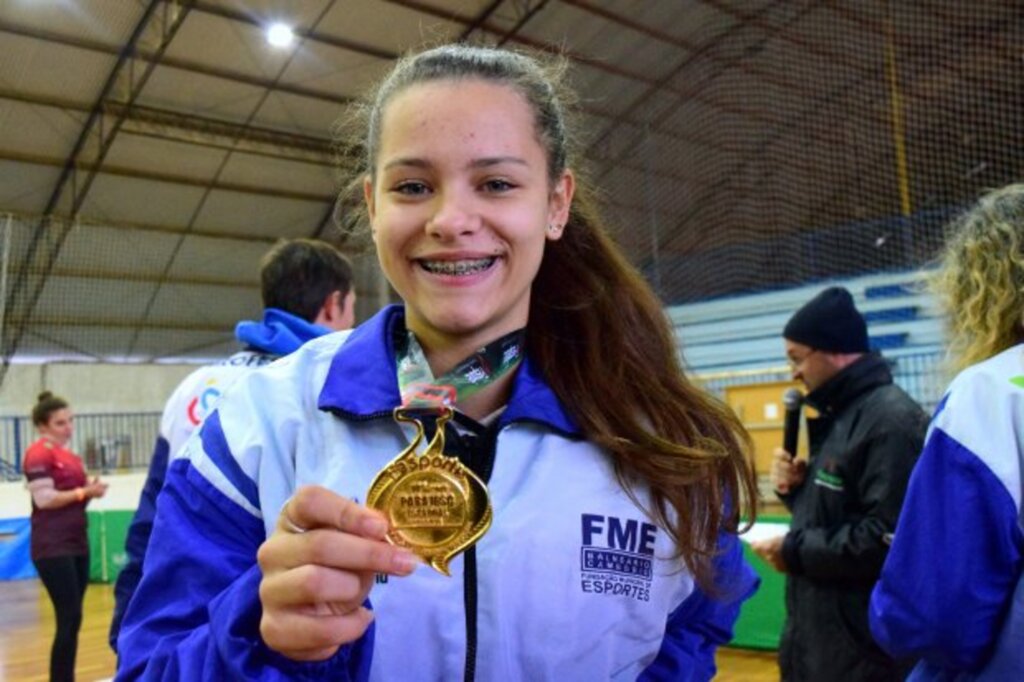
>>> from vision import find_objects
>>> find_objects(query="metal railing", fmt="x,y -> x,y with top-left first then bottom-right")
0,411 -> 161,478
889,351 -> 948,414
695,350 -> 947,415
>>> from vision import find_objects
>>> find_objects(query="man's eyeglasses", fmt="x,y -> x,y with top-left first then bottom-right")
787,349 -> 818,370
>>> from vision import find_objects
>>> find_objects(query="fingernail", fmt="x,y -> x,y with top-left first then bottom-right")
392,550 -> 418,574
361,516 -> 388,537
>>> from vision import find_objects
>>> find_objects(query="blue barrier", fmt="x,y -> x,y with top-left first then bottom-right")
0,517 -> 35,580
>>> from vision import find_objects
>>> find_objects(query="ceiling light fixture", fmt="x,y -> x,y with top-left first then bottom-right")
266,22 -> 295,48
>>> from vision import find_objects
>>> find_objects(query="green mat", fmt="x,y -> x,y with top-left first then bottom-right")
732,544 -> 786,649
730,515 -> 789,650
87,510 -> 133,583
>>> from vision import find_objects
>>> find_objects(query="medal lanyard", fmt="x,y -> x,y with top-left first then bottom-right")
396,328 -> 526,408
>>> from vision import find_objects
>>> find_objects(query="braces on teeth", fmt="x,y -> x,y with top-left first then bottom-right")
422,258 -> 495,275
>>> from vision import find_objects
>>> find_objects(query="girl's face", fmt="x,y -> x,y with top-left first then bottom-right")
365,79 -> 574,352
40,408 -> 73,446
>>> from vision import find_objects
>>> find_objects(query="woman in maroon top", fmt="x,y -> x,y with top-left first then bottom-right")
23,391 -> 107,682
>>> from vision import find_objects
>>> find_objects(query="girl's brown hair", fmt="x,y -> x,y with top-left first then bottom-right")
32,391 -> 69,427
343,44 -> 757,590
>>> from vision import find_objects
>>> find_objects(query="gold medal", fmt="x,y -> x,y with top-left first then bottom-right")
366,407 -> 493,576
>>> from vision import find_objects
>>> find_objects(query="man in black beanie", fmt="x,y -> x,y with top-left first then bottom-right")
750,286 -> 928,682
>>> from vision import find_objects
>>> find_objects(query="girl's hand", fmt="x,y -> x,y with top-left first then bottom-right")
257,485 -> 418,661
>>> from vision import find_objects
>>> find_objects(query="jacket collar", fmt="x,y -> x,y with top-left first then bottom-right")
805,352 -> 893,415
317,305 -> 581,437
234,308 -> 333,356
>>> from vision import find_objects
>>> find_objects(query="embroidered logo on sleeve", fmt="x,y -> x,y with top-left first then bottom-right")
579,514 -> 655,602
1009,375 -> 1024,389
814,469 -> 845,492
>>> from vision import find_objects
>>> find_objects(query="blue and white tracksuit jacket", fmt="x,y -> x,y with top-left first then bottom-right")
110,308 -> 336,650
870,344 -> 1024,681
115,306 -> 759,681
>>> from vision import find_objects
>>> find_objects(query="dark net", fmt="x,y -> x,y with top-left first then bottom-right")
0,1 -> 1020,369
587,1 -> 1022,304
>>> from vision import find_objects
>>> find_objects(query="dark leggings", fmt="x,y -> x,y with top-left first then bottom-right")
34,554 -> 89,682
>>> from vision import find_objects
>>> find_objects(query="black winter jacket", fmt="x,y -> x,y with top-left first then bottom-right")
777,353 -> 929,682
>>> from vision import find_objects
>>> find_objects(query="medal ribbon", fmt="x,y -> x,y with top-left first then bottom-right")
396,328 -> 525,408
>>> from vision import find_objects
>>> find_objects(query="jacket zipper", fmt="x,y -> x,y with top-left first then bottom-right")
455,420 -> 499,682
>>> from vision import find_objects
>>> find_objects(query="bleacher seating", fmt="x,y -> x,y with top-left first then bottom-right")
669,270 -> 947,410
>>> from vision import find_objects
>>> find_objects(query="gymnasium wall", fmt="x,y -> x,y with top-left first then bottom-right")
0,362 -> 197,416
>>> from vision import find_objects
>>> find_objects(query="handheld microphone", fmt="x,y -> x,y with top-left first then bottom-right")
782,388 -> 803,456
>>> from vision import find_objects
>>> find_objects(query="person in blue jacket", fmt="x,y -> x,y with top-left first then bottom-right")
870,184 -> 1024,680
109,237 -> 355,651
115,44 -> 760,681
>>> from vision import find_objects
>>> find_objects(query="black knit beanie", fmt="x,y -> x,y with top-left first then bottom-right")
783,287 -> 869,353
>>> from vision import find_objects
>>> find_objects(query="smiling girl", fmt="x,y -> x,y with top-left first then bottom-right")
116,45 -> 759,681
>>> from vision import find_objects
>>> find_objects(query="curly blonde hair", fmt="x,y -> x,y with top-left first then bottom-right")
932,184 -> 1024,374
